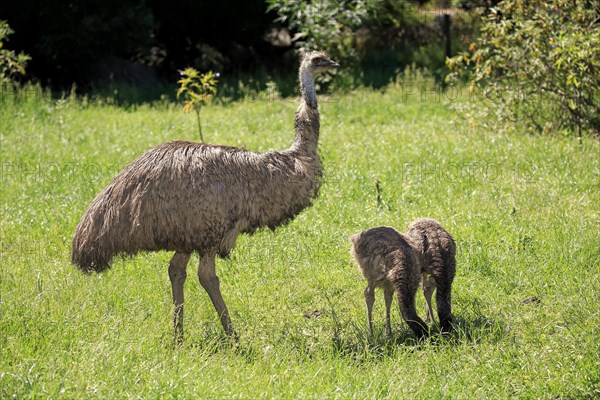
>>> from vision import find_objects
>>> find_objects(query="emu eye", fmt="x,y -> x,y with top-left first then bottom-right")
312,58 -> 323,65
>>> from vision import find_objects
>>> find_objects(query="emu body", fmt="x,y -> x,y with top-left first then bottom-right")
350,226 -> 427,339
405,218 -> 456,333
72,52 -> 339,342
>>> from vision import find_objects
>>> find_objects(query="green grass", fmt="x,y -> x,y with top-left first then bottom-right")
1,83 -> 599,398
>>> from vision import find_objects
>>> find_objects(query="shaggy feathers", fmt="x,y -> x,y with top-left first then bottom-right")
72,52 -> 331,273
72,140 -> 322,271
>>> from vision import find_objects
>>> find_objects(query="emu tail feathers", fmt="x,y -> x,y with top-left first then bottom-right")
72,214 -> 114,273
71,186 -> 125,273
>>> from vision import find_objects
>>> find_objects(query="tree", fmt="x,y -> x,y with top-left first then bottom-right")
177,68 -> 219,143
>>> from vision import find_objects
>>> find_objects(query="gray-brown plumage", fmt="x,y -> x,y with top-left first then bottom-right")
405,218 -> 456,333
350,226 -> 427,339
349,219 -> 456,338
72,51 -> 339,342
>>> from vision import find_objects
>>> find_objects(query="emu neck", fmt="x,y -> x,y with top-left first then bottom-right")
299,67 -> 317,109
292,66 -> 320,156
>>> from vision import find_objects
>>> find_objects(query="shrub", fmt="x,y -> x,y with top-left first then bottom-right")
446,0 -> 600,135
266,0 -> 370,66
177,68 -> 219,142
0,20 -> 30,84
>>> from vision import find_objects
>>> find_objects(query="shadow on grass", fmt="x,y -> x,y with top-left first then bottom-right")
330,312 -> 508,360
163,324 -> 244,354
449,313 -> 508,344
159,307 -> 507,360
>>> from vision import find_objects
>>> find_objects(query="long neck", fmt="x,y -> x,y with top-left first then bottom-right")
299,66 -> 317,109
291,65 -> 320,155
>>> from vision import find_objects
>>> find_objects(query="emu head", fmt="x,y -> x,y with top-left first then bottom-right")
300,51 -> 339,74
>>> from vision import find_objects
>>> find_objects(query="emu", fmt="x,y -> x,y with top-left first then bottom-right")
405,218 -> 456,333
349,219 -> 456,339
72,51 -> 339,343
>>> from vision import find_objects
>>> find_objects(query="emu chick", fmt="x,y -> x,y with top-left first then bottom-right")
349,226 -> 427,338
405,218 -> 456,332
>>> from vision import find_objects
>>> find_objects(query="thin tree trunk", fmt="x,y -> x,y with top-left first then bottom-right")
196,109 -> 204,143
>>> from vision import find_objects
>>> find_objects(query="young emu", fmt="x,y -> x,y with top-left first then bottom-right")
350,219 -> 456,338
350,226 -> 427,338
72,51 -> 339,343
405,218 -> 456,333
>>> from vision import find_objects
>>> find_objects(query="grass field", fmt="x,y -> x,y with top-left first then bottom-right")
1,82 -> 599,398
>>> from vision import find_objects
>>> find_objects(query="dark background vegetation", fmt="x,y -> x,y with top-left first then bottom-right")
2,0 -> 596,134
0,0 -> 489,94
0,0 -> 276,88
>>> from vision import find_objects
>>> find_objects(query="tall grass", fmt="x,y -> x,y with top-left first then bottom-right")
1,82 -> 598,398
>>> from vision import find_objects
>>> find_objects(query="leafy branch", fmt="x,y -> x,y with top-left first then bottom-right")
0,20 -> 31,84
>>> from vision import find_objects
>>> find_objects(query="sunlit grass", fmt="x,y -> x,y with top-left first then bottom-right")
1,83 -> 598,398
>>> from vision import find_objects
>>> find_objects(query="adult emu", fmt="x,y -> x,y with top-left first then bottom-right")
72,51 -> 339,342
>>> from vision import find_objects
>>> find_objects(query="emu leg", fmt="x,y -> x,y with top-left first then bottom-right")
169,252 -> 191,345
198,253 -> 237,340
364,285 -> 375,335
422,274 -> 436,324
384,287 -> 394,337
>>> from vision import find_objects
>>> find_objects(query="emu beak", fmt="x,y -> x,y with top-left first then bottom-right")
330,61 -> 340,68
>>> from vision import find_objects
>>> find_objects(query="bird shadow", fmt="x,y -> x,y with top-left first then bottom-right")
162,310 -> 507,359
167,328 -> 265,363
330,313 -> 507,360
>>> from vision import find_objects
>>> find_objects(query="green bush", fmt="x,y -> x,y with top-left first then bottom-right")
447,0 -> 600,135
267,1 -> 469,89
0,20 -> 30,84
266,0 -> 370,66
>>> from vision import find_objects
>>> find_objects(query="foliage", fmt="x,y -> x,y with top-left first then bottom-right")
146,0 -> 273,72
267,1 -> 475,88
0,0 -> 272,87
0,20 -> 30,84
0,0 -> 154,86
265,1 -> 425,71
446,0 -> 600,135
266,0 -> 371,65
2,0 -> 473,92
451,0 -> 501,10
355,1 -> 461,85
1,84 -> 598,398
177,68 -> 219,142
